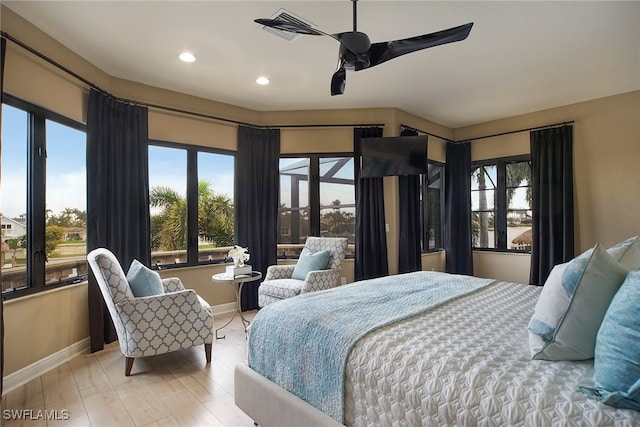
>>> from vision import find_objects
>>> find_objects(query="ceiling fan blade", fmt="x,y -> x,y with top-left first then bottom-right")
367,22 -> 473,68
331,68 -> 346,96
254,18 -> 338,40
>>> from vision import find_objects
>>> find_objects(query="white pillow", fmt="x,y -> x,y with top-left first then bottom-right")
528,244 -> 628,360
607,235 -> 640,270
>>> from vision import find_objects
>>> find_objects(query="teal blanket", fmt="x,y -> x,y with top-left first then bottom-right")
247,271 -> 495,423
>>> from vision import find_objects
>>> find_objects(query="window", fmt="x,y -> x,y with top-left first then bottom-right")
1,98 -> 87,296
278,155 -> 355,256
148,141 -> 234,267
471,156 -> 531,251
420,162 -> 444,251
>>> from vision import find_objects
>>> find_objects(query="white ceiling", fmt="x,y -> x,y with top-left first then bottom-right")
4,1 -> 640,128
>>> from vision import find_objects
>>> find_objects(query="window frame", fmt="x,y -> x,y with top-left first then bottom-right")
420,160 -> 445,252
278,152 -> 355,258
147,139 -> 236,270
471,154 -> 531,253
2,94 -> 87,299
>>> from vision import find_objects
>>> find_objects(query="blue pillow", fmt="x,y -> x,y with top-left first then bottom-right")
126,259 -> 164,297
291,248 -> 331,280
580,269 -> 640,410
527,244 -> 628,360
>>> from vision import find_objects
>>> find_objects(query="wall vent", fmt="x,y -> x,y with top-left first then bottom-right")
259,8 -> 316,42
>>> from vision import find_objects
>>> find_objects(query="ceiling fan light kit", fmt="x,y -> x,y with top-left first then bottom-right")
255,0 -> 473,96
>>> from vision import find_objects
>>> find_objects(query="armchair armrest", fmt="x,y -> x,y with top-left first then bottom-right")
162,277 -> 185,293
301,269 -> 340,293
113,289 -> 214,358
265,264 -> 295,280
116,289 -> 213,338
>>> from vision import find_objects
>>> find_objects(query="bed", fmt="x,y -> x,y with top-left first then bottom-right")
234,271 -> 640,426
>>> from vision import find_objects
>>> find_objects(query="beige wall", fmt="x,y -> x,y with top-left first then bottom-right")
459,90 -> 640,282
3,284 -> 89,375
2,5 -> 639,377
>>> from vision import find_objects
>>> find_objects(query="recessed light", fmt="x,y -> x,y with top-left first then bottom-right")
256,76 -> 270,85
179,52 -> 196,63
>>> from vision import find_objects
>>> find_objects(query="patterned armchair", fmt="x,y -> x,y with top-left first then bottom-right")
87,248 -> 214,376
258,237 -> 349,307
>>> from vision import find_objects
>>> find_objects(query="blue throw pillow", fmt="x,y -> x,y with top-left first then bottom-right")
126,259 -> 164,297
580,269 -> 640,410
527,244 -> 628,360
291,248 -> 331,280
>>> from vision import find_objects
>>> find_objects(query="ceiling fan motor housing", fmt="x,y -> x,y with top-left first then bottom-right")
337,31 -> 371,54
338,32 -> 372,71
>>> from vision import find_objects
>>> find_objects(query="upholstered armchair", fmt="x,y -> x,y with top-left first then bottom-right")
87,248 -> 214,376
258,237 -> 349,307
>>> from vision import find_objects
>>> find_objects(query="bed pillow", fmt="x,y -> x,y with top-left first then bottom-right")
126,259 -> 164,297
607,235 -> 640,270
291,248 -> 331,280
527,244 -> 628,360
580,269 -> 640,410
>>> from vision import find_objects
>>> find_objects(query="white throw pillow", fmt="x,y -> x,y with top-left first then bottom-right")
528,244 -> 628,360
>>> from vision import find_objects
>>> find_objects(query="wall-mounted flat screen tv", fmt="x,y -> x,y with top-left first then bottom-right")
361,135 -> 428,177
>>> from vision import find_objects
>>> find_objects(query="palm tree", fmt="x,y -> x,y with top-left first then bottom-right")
150,181 -> 234,251
506,162 -> 531,207
472,166 -> 491,247
322,200 -> 354,236
471,162 -> 531,247
150,186 -> 186,251
197,181 -> 234,247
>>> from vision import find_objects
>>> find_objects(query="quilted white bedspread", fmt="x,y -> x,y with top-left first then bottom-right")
344,281 -> 640,426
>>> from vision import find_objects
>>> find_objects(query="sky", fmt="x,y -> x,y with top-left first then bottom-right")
2,104 -> 88,219
2,104 -> 425,221
2,102 -> 527,222
279,157 -> 355,210
148,145 -> 235,203
1,104 -> 236,220
2,102 -> 353,221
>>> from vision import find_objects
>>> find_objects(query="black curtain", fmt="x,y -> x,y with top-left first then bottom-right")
86,89 -> 150,353
529,125 -> 574,285
397,128 -> 424,273
444,141 -> 473,275
235,126 -> 280,310
1,36 -> 7,397
354,127 -> 388,280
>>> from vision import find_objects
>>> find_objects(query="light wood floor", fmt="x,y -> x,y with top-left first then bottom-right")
3,311 -> 258,427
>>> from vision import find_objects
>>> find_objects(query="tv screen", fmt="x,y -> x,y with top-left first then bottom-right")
360,135 -> 428,177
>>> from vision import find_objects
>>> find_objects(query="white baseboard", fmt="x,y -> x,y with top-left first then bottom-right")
2,302 -> 239,395
211,301 -> 237,316
3,337 -> 91,394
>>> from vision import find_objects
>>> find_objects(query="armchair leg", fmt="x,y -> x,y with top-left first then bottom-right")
205,343 -> 212,363
125,357 -> 135,376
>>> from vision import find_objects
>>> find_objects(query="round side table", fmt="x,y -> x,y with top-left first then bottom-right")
211,271 -> 262,339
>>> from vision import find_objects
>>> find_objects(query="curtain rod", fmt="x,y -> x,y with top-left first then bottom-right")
399,124 -> 453,142
461,121 -> 575,142
275,123 -> 384,128
401,121 -> 575,143
1,32 -> 385,130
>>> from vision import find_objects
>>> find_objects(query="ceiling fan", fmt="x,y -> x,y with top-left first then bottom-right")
255,0 -> 473,96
